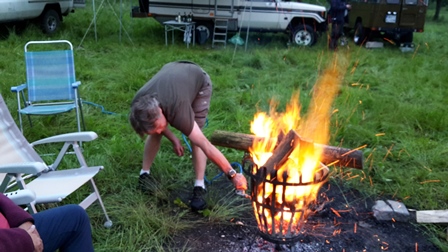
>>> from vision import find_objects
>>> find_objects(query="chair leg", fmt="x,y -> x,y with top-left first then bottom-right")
79,99 -> 86,131
88,179 -> 113,228
19,92 -> 33,129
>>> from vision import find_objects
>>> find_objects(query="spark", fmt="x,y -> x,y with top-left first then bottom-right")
341,144 -> 367,157
412,44 -> 420,60
331,208 -> 341,217
350,60 -> 359,75
419,180 -> 440,184
383,37 -> 395,45
398,148 -> 411,158
382,144 -> 395,162
346,174 -> 360,180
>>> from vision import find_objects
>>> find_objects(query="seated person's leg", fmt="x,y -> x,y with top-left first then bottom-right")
33,204 -> 94,252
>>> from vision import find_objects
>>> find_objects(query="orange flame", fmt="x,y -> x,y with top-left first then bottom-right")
249,59 -> 344,236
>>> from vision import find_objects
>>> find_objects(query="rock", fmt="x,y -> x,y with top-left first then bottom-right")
372,200 -> 410,222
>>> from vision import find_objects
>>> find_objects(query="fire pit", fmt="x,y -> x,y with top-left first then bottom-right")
244,157 -> 329,245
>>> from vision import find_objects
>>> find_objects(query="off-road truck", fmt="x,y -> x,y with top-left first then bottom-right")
345,0 -> 428,46
0,0 -> 77,34
132,0 -> 328,46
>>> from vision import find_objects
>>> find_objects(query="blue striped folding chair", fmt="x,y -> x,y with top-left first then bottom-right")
11,40 -> 85,133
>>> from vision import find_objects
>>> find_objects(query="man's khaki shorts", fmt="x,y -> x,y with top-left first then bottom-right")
192,71 -> 212,129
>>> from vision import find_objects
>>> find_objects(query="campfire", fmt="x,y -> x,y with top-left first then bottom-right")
211,64 -> 365,246
245,66 -> 349,244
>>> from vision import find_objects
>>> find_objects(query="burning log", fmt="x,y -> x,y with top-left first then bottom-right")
258,130 -> 322,181
210,130 -> 364,169
261,130 -> 301,177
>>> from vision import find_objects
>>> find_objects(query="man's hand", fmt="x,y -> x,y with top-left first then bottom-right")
171,138 -> 185,156
26,225 -> 43,252
231,173 -> 247,191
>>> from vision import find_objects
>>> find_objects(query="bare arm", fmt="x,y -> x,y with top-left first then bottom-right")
188,123 -> 247,190
162,127 -> 184,156
187,123 -> 233,174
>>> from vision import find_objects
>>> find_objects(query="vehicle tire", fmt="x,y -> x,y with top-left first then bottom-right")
40,9 -> 60,35
195,22 -> 213,45
353,22 -> 365,45
291,24 -> 316,46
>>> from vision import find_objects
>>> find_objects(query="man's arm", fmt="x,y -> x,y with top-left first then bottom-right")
187,123 -> 233,174
162,127 -> 184,156
187,122 -> 247,190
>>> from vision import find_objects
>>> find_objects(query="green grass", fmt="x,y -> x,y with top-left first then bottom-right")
0,1 -> 447,251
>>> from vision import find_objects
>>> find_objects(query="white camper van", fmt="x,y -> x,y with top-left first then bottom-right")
132,0 -> 327,46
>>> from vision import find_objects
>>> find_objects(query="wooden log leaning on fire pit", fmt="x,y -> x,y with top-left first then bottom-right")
210,130 -> 364,169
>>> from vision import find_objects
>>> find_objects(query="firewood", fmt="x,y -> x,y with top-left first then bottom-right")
416,210 -> 448,223
210,130 -> 364,169
261,130 -> 300,176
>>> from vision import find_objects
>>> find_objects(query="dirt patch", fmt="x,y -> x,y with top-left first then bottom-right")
171,179 -> 441,252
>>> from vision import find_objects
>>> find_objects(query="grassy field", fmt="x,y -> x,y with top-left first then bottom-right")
0,1 -> 447,251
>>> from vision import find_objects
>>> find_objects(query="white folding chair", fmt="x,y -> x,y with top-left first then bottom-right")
0,94 -> 112,228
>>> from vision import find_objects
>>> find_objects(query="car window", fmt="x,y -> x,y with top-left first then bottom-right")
405,0 -> 417,4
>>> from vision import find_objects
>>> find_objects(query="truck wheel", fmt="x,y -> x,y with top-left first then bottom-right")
40,9 -> 60,34
195,22 -> 213,44
291,24 -> 316,46
353,22 -> 365,45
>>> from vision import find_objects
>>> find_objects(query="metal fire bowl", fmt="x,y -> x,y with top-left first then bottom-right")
243,157 -> 329,245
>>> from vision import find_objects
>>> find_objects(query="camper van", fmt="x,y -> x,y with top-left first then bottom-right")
132,0 -> 328,46
346,0 -> 428,46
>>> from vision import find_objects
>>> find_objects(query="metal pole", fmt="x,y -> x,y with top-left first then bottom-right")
93,0 -> 97,41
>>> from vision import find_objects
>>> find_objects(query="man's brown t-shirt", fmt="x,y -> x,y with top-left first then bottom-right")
132,61 -> 211,136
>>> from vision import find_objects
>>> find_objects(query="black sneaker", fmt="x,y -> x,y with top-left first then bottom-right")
189,186 -> 207,211
138,173 -> 159,193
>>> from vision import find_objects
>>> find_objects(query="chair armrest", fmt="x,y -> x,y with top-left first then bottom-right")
72,81 -> 81,88
11,84 -> 27,92
4,189 -> 36,205
0,162 -> 48,174
31,131 -> 98,146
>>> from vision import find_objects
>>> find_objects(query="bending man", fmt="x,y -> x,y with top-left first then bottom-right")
129,61 -> 247,211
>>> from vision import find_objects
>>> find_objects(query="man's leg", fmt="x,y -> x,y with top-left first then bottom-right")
189,70 -> 212,211
34,204 -> 94,252
142,134 -> 162,172
139,134 -> 162,192
192,142 -> 207,182
329,23 -> 338,50
189,140 -> 208,211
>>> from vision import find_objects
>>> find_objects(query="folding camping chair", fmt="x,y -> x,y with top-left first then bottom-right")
4,189 -> 36,207
0,94 -> 112,228
10,40 -> 85,133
